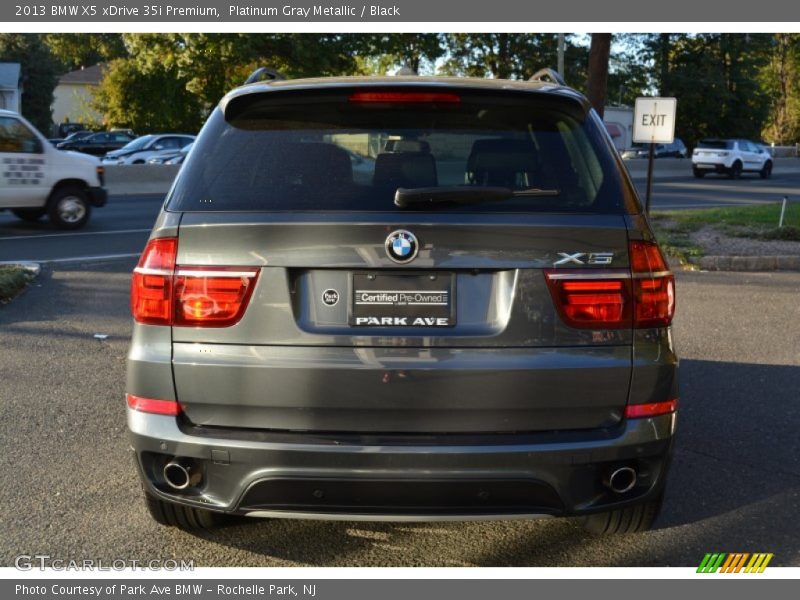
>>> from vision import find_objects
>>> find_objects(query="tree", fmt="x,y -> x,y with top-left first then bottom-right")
92,58 -> 203,134
440,34 -> 588,86
587,34 -> 612,117
0,34 -> 60,131
44,34 -> 125,70
760,34 -> 800,144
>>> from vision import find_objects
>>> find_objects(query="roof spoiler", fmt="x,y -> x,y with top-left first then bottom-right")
529,68 -> 566,86
244,67 -> 287,85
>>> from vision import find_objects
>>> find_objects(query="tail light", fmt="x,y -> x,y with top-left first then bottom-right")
544,240 -> 675,329
131,237 -> 259,327
625,399 -> 678,419
349,91 -> 461,104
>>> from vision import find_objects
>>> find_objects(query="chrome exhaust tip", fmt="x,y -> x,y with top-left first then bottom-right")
606,466 -> 637,494
163,459 -> 201,491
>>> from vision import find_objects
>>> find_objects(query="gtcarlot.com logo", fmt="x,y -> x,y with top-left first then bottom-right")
14,554 -> 194,571
697,552 -> 774,573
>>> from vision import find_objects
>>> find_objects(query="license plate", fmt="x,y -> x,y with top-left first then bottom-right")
350,272 -> 455,327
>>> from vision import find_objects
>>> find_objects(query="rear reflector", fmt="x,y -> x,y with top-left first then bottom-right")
348,91 -> 461,104
131,238 -> 260,327
625,399 -> 678,419
126,393 -> 181,416
544,240 -> 675,330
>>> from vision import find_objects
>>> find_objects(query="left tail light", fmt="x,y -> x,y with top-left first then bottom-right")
131,237 -> 259,327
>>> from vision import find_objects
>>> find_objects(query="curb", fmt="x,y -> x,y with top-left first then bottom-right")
695,255 -> 800,271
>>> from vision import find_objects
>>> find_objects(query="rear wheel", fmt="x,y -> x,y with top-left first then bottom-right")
11,208 -> 46,222
581,492 -> 664,535
144,493 -> 221,530
728,161 -> 743,179
47,186 -> 91,230
760,161 -> 773,179
692,167 -> 706,178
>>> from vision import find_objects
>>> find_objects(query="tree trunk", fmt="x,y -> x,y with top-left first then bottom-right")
587,33 -> 612,117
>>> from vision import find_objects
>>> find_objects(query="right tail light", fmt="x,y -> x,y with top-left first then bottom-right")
544,239 -> 675,329
131,237 -> 259,327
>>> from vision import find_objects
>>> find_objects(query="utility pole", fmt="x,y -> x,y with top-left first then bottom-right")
557,33 -> 565,77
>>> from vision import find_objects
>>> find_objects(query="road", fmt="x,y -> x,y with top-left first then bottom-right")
0,263 -> 798,567
1,172 -> 799,264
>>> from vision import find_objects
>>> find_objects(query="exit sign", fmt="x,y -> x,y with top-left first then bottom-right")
633,97 -> 677,144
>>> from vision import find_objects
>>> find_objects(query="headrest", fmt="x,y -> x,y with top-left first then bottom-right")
467,139 -> 539,187
373,152 -> 438,189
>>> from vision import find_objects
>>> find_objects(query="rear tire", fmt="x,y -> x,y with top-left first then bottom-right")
728,161 -> 743,179
581,492 -> 664,535
760,161 -> 772,179
47,186 -> 91,230
144,493 -> 221,530
11,208 -> 46,222
692,167 -> 706,178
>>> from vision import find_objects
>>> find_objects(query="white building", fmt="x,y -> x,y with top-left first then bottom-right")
603,105 -> 634,151
52,63 -> 105,128
0,63 -> 21,112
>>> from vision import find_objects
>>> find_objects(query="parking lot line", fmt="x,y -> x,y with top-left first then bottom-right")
0,253 -> 141,264
0,228 -> 152,241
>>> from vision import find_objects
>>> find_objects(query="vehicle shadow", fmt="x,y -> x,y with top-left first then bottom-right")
188,358 -> 800,566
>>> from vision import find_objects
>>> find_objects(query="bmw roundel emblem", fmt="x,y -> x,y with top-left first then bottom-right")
385,230 -> 419,264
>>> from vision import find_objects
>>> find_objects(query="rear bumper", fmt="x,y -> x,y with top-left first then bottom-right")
129,409 -> 676,520
87,186 -> 108,207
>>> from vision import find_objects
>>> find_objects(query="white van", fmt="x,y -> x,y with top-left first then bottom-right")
1,109 -> 107,229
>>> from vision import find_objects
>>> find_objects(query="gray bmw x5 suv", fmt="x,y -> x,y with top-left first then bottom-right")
127,71 -> 678,534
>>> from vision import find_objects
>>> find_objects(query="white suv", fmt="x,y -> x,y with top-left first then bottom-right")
692,138 -> 773,179
1,109 -> 107,229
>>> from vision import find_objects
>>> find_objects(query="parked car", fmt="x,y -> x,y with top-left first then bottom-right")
127,71 -> 678,535
103,134 -> 196,165
621,139 -> 687,159
49,129 -> 95,146
56,131 -> 135,156
0,109 -> 107,229
146,142 -> 194,165
691,138 -> 773,178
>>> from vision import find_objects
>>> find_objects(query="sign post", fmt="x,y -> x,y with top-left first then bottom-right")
633,97 -> 677,214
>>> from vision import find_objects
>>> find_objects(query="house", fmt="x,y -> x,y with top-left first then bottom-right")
0,62 -> 21,112
603,105 -> 634,151
51,63 -> 105,129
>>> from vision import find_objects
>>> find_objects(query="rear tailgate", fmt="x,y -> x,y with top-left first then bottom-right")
171,212 -> 633,433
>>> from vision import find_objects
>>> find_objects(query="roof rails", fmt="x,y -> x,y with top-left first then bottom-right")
529,68 -> 566,86
244,67 -> 287,85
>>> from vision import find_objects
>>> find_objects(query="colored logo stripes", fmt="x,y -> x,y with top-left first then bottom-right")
697,553 -> 774,573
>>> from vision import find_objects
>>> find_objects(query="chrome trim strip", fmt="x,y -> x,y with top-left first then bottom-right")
545,272 -> 631,280
133,266 -> 171,276
243,510 -> 555,522
633,270 -> 672,279
175,269 -> 257,278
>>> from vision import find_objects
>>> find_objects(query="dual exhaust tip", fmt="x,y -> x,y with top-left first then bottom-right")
605,466 -> 637,494
163,459 -> 202,491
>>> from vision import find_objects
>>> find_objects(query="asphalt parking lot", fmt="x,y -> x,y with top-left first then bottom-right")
1,172 -> 800,264
0,261 -> 798,567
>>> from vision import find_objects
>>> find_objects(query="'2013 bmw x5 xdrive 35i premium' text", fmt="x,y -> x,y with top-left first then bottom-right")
127,69 -> 678,534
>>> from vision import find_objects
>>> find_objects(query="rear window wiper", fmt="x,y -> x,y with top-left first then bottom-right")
394,185 -> 560,208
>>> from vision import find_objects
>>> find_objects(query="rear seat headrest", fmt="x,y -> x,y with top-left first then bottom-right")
373,152 -> 438,188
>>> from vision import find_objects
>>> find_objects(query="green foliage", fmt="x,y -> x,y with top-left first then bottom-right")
0,266 -> 32,303
0,34 -> 59,132
44,34 -> 125,69
439,34 -> 588,86
92,58 -> 203,134
641,33 -> 773,145
759,34 -> 800,144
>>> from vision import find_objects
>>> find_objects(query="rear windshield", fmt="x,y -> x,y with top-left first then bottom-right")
167,88 -> 627,213
698,140 -> 733,149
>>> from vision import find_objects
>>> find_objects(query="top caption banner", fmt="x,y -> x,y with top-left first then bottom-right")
6,0 -> 800,22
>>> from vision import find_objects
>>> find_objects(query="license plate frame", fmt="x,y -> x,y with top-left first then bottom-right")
349,271 -> 456,327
